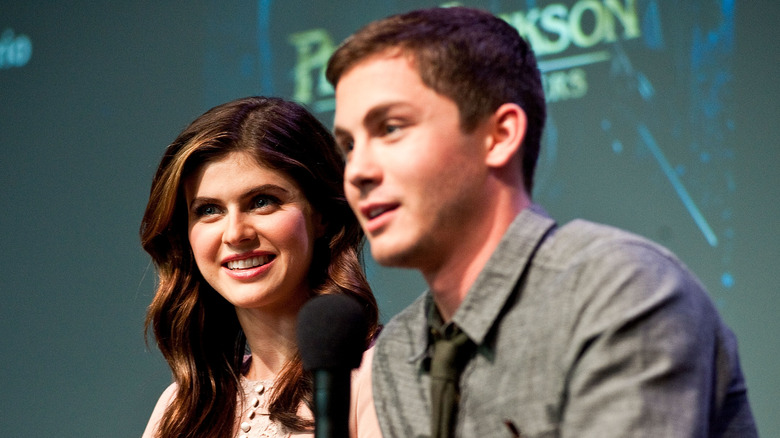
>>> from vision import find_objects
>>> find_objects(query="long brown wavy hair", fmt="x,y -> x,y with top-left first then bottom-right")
140,96 -> 379,437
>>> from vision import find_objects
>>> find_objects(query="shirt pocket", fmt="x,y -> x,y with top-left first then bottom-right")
463,399 -> 561,438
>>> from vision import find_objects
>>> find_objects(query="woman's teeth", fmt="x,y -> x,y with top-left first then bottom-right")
226,255 -> 271,270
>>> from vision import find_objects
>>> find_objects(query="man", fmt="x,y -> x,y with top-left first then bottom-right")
328,7 -> 757,438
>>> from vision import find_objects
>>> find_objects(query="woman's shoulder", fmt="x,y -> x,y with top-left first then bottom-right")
141,382 -> 178,438
350,346 -> 381,437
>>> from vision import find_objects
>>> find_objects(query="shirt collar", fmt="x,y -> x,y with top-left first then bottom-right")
454,204 -> 555,344
408,293 -> 436,364
409,204 -> 556,363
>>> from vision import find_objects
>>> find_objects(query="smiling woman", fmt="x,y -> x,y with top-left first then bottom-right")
185,152 -> 321,314
139,97 -> 379,438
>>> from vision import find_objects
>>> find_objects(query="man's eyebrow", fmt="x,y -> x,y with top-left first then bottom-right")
363,104 -> 393,128
334,101 -> 411,136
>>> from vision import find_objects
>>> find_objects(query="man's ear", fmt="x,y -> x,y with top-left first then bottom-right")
484,103 -> 527,168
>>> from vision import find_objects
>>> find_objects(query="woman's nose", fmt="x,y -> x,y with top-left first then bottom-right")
222,211 -> 256,246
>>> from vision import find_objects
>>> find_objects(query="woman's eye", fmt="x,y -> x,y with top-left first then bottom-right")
194,204 -> 220,217
253,196 -> 279,210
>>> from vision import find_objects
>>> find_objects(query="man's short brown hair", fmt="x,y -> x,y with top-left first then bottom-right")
326,7 -> 546,193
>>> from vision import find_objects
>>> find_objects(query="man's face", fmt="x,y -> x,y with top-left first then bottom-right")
333,53 -> 492,275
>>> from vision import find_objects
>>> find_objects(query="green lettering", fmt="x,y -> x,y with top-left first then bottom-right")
540,4 -> 571,54
570,0 -> 606,48
604,0 -> 640,40
288,29 -> 335,104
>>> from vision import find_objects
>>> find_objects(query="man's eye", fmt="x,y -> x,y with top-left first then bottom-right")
336,139 -> 354,161
340,139 -> 354,153
384,124 -> 400,135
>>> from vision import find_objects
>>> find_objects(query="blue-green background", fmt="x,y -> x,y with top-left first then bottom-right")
1,1 -> 777,436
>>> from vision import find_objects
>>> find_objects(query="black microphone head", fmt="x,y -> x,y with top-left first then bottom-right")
297,294 -> 368,371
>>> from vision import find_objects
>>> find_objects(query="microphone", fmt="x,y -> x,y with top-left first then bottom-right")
297,294 -> 368,438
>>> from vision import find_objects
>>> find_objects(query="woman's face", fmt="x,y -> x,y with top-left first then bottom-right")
184,151 -> 323,313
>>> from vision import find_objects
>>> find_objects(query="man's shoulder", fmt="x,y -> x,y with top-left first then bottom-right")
540,218 -> 682,270
374,292 -> 428,348
528,217 -> 713,317
371,292 -> 429,403
556,218 -> 663,250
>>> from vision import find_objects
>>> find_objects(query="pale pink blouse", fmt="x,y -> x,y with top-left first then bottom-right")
141,347 -> 380,438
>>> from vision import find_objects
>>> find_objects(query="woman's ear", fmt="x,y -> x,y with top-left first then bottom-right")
484,103 -> 527,168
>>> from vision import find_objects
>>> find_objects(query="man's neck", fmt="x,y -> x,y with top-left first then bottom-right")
425,193 -> 531,322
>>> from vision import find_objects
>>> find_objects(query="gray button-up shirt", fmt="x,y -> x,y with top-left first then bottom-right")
372,205 -> 757,437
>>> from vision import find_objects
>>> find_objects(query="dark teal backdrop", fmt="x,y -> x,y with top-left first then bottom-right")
1,1 -> 777,436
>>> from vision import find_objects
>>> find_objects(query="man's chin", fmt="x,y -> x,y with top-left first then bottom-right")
368,241 -> 417,269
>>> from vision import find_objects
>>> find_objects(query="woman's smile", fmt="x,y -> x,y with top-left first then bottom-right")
185,151 -> 322,311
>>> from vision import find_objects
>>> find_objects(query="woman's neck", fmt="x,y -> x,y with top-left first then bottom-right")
236,306 -> 301,381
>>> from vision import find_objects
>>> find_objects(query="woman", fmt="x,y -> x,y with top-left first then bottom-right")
140,97 -> 379,438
